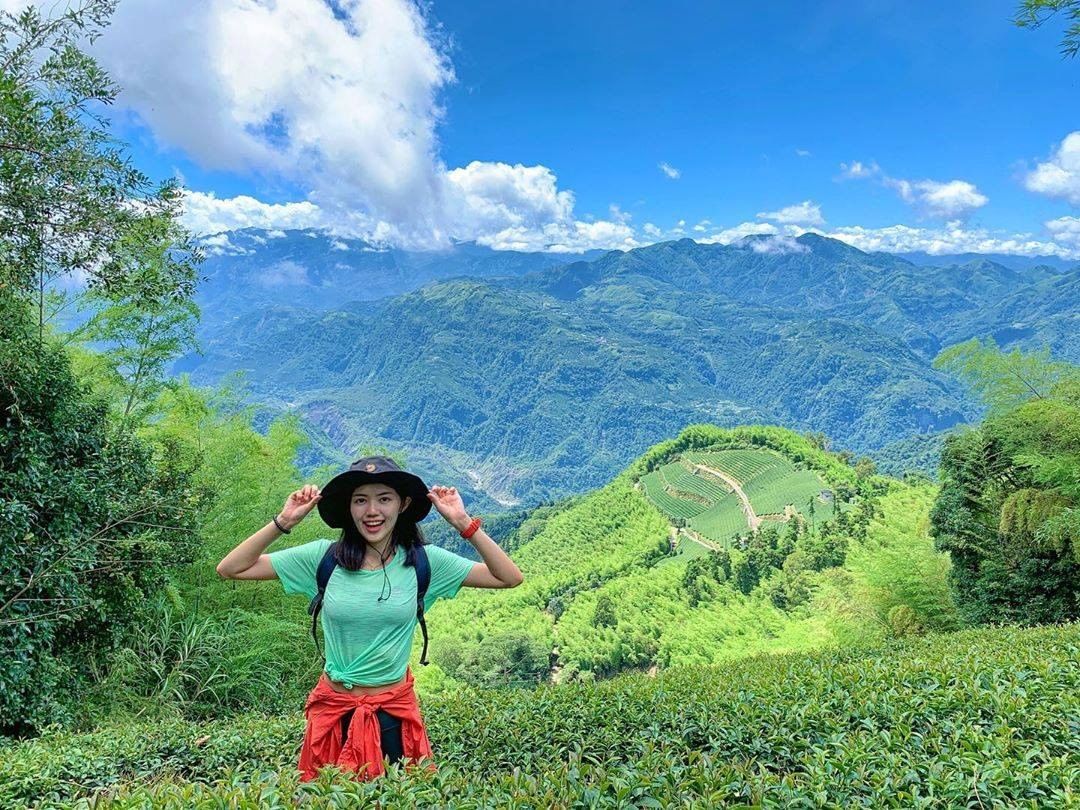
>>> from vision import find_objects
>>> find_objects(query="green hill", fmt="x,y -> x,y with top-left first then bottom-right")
5,624 -> 1076,807
420,424 -> 957,687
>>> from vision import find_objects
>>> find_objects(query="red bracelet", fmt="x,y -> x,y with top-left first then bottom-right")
460,516 -> 482,539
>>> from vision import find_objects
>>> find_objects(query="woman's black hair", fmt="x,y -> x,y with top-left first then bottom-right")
335,505 -> 427,571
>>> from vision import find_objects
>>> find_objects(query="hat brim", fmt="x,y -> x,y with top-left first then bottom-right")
317,469 -> 432,529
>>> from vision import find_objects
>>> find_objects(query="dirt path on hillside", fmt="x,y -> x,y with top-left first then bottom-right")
680,528 -> 727,552
688,463 -> 761,531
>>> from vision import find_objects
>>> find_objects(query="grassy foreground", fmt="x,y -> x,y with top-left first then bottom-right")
4,623 -> 1078,808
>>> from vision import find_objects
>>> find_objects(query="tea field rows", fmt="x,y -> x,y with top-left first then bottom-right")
4,624 -> 1076,808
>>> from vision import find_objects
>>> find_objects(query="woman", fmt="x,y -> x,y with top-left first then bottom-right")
216,455 -> 523,781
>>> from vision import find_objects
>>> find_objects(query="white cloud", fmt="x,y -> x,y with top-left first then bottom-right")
444,161 -> 574,233
908,180 -> 988,219
643,223 -> 662,238
756,200 -> 825,227
1024,131 -> 1080,205
795,148 -> 811,158
696,221 -> 779,245
478,219 -> 639,253
811,222 -> 1070,258
96,0 -> 453,245
182,191 -> 323,234
658,162 -> 681,179
839,160 -> 879,179
260,260 -> 310,286
749,235 -> 808,255
198,231 -> 254,256
1044,215 -> 1080,246
841,160 -> 987,219
79,1 -> 622,252
331,240 -> 349,251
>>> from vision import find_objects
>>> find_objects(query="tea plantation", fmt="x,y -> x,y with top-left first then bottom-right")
644,448 -> 833,548
3,624 -> 1077,808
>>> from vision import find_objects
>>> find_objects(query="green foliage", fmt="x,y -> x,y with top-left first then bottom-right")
843,485 -> 960,638
65,260 -> 201,426
0,297 -> 207,735
1015,0 -> 1080,57
434,632 -> 550,689
934,337 -> 1077,417
870,429 -> 951,480
2,623 -> 1078,808
427,425 -> 959,683
0,1 -> 199,333
81,601 -> 320,725
593,593 -> 618,627
931,345 -> 1080,625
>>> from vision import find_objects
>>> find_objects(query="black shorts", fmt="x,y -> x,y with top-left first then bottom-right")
340,708 -> 404,764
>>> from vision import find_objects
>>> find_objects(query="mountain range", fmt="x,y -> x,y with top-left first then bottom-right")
180,230 -> 1078,509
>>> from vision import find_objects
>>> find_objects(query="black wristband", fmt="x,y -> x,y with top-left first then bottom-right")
272,515 -> 291,534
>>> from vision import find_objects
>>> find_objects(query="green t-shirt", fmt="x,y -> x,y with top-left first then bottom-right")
268,539 -> 475,688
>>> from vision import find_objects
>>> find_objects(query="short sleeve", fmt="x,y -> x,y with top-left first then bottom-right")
268,538 -> 332,599
422,543 -> 476,610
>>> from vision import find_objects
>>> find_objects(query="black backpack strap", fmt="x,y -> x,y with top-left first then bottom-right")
413,545 -> 431,665
308,541 -> 339,658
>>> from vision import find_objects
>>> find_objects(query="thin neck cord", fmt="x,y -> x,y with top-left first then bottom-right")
375,542 -> 395,602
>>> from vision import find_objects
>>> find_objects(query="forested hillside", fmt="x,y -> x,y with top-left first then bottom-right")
184,232 -> 1079,506
421,425 -> 959,688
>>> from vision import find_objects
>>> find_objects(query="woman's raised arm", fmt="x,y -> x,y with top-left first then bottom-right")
427,485 -> 523,589
216,485 -> 321,579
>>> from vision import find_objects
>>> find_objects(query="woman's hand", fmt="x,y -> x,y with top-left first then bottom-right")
279,484 -> 321,530
427,485 -> 471,532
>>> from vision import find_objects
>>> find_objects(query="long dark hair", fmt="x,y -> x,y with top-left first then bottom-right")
335,512 -> 427,571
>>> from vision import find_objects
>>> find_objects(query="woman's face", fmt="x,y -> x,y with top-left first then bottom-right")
350,483 -> 411,546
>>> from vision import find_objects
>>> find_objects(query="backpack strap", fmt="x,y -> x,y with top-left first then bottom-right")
308,541 -> 339,659
413,545 -> 432,665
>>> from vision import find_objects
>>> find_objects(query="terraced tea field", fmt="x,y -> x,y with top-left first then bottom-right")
643,448 -> 832,548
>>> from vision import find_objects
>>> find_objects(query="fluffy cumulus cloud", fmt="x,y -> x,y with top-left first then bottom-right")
96,0 -> 452,241
840,160 -> 988,219
444,162 -> 574,234
182,192 -> 323,234
887,179 -> 988,219
756,200 -> 825,227
1024,131 -> 1080,205
1044,215 -> 1080,247
80,0 -> 630,252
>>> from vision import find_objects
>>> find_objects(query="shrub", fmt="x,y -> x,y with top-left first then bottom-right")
0,298 -> 204,735
2,623 -> 1077,808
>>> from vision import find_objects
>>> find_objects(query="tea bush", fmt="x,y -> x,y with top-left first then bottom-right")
3,623 -> 1076,808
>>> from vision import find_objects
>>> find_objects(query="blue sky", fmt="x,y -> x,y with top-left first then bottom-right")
431,0 -> 1071,227
29,0 -> 1080,256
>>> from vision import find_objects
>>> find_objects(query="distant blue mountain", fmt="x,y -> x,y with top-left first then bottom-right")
895,251 -> 1074,272
176,232 -> 1079,508
194,229 -> 605,321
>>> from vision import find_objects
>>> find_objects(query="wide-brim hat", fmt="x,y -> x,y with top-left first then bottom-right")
317,455 -> 432,529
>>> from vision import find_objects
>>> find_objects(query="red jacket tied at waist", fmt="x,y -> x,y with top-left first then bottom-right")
299,669 -> 433,782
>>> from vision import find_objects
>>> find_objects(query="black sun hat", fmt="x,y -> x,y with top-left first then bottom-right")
317,456 -> 432,529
